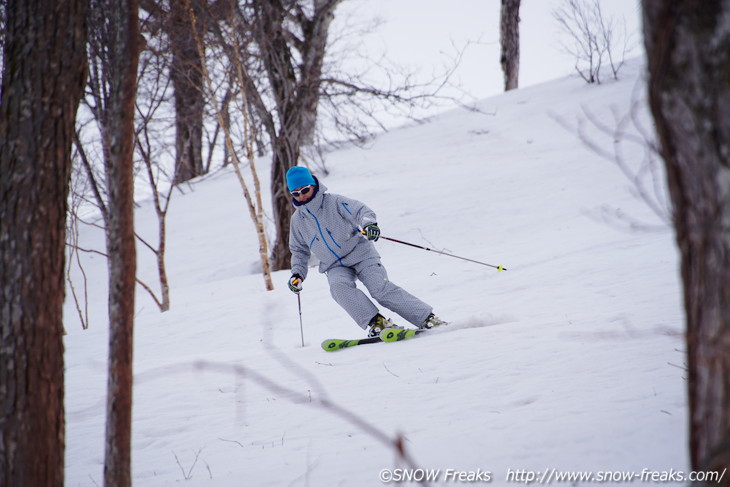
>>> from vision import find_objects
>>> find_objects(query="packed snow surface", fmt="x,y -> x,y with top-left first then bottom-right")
64,58 -> 686,486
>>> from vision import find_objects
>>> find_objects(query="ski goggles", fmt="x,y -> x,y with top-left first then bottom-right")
290,185 -> 313,197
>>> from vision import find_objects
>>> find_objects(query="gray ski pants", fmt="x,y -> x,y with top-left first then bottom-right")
326,258 -> 432,329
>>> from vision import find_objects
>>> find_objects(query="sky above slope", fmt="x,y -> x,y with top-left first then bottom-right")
333,0 -> 643,119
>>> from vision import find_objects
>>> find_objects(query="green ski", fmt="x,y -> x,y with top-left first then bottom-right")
321,336 -> 381,351
322,324 -> 444,351
379,327 -> 429,343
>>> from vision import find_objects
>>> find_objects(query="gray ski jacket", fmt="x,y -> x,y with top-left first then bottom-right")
289,179 -> 380,279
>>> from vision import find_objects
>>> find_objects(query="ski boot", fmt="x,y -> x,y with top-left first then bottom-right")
367,314 -> 402,337
422,313 -> 447,330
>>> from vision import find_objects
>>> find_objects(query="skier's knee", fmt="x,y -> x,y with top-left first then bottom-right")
367,278 -> 393,301
328,279 -> 354,300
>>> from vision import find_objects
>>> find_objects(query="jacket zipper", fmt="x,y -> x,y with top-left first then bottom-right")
306,208 -> 344,265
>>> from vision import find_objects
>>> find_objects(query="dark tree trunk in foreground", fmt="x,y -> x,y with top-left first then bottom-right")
0,1 -> 87,486
643,1 -> 730,481
500,0 -> 521,91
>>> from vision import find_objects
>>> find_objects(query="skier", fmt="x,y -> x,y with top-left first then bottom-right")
286,166 -> 446,337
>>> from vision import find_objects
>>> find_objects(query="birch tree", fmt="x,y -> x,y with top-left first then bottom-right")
185,0 -> 275,290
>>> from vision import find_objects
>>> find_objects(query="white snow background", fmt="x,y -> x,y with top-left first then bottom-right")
63,4 -> 686,486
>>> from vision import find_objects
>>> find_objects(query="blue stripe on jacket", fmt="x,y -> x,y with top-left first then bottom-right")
306,208 -> 344,265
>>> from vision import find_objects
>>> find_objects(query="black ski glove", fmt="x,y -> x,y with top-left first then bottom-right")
288,274 -> 303,293
363,223 -> 380,241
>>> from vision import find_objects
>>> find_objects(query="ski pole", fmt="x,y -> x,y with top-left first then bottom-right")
296,292 -> 305,347
364,231 -> 507,271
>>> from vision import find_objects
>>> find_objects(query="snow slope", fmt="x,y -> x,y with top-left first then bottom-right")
64,59 -> 687,486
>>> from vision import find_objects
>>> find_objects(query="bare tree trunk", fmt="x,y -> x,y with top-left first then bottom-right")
252,0 -> 299,272
135,44 -> 175,311
299,0 -> 337,146
270,140 -> 299,270
170,0 -> 205,184
252,0 -> 340,271
187,0 -> 274,290
97,0 -> 140,485
0,1 -> 87,486
642,1 -> 730,481
221,86 -> 233,167
500,0 -> 521,91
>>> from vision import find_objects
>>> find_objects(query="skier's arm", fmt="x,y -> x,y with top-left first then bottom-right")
336,195 -> 377,229
289,222 -> 310,280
